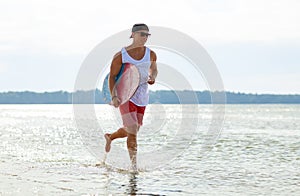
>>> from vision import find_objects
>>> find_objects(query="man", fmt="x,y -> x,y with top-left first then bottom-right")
104,24 -> 158,168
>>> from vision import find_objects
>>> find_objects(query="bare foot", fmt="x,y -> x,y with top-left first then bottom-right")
104,133 -> 112,152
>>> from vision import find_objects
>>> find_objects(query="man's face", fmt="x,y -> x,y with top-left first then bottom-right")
132,30 -> 150,45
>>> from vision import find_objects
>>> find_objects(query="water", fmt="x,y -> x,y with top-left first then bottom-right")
0,104 -> 299,195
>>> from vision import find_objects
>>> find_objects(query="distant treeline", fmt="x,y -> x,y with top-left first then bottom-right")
0,90 -> 299,104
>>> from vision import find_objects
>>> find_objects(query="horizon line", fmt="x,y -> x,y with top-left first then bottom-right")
0,89 -> 299,96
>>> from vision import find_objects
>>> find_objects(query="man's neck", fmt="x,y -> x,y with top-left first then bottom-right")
128,44 -> 144,51
130,41 -> 145,49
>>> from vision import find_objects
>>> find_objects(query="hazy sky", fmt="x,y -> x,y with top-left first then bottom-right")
0,0 -> 299,94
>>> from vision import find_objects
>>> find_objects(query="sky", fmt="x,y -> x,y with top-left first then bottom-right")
0,0 -> 299,94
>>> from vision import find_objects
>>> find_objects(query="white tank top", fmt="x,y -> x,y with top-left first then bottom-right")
121,47 -> 151,106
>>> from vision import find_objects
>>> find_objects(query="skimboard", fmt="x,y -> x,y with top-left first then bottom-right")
102,63 -> 140,105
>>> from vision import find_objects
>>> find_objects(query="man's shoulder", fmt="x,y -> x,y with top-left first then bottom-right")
113,51 -> 122,58
149,49 -> 157,60
111,51 -> 123,65
112,51 -> 122,62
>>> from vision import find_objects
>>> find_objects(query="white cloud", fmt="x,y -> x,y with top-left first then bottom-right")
186,0 -> 300,43
0,0 -> 299,93
0,62 -> 8,73
1,0 -> 300,55
223,73 -> 300,94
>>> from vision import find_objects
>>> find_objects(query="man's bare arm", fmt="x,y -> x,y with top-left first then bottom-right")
109,52 -> 122,101
148,50 -> 158,84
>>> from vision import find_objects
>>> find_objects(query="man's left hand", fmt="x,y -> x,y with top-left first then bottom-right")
147,76 -> 155,85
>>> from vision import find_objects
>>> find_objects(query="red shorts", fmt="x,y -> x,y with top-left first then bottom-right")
119,101 -> 146,127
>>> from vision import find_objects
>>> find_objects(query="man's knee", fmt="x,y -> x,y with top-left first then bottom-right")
127,133 -> 137,150
127,132 -> 137,139
125,124 -> 139,135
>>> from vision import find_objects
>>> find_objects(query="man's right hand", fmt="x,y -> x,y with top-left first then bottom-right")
111,96 -> 120,108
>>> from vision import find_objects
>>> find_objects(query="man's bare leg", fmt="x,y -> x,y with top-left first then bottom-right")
126,125 -> 140,169
105,125 -> 140,168
110,128 -> 127,140
105,127 -> 127,152
127,133 -> 137,168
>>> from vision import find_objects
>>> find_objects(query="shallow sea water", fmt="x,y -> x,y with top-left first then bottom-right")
0,104 -> 299,195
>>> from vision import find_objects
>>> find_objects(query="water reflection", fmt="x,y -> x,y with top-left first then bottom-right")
126,173 -> 138,195
125,172 -> 165,196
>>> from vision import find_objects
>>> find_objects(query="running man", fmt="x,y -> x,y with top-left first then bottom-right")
104,24 -> 158,168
